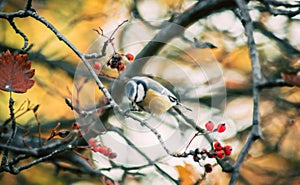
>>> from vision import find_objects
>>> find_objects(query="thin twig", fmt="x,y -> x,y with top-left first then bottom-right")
2,99 -> 34,127
33,111 -> 42,146
109,126 -> 179,184
257,78 -> 293,89
0,143 -> 37,156
0,0 -> 6,11
7,18 -> 29,51
24,0 -> 33,11
259,0 -> 300,17
85,20 -> 128,59
1,94 -> 18,167
8,154 -> 29,166
109,20 -> 128,41
25,10 -> 118,107
264,0 -> 300,7
13,146 -> 74,174
125,112 -> 173,155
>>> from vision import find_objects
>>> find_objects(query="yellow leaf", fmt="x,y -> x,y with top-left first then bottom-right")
160,0 -> 184,9
222,45 -> 252,72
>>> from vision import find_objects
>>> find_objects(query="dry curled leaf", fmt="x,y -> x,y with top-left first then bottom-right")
0,50 -> 35,93
281,72 -> 300,87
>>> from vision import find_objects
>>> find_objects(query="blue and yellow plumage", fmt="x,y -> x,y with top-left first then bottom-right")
125,76 -> 191,115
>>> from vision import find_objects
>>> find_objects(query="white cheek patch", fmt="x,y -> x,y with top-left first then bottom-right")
135,83 -> 146,103
125,80 -> 137,102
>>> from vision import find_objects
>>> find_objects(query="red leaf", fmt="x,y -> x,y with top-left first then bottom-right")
281,72 -> 300,87
0,50 -> 35,93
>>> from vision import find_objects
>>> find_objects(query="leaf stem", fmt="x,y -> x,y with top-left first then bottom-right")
1,92 -> 17,167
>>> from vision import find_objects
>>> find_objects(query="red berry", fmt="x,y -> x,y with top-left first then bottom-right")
223,145 -> 232,155
214,141 -> 223,151
108,152 -> 117,159
93,62 -> 102,70
72,122 -> 80,130
125,53 -> 134,61
205,121 -> 214,131
216,150 -> 225,159
117,62 -> 126,71
200,148 -> 207,154
106,147 -> 112,153
88,138 -> 97,147
99,146 -> 108,155
204,164 -> 213,173
92,146 -> 101,152
217,123 -> 226,133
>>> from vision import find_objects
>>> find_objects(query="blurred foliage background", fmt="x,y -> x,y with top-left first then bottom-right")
1,0 -> 300,184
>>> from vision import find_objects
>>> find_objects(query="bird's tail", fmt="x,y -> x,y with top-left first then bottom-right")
177,102 -> 192,111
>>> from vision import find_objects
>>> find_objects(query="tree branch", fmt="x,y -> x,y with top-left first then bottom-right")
24,0 -> 32,11
259,0 -> 300,17
229,0 -> 264,184
0,9 -> 117,107
0,0 -> 6,11
7,18 -> 29,51
257,78 -> 293,89
253,21 -> 300,57
3,0 -> 295,183
109,126 -> 179,184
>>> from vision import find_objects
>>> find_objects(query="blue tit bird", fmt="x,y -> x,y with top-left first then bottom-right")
125,76 -> 192,115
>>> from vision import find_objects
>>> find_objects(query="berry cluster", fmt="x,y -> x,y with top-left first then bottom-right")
189,121 -> 232,173
205,121 -> 226,133
93,52 -> 134,72
88,137 -> 117,159
107,53 -> 124,71
192,142 -> 232,162
213,142 -> 232,158
192,142 -> 232,173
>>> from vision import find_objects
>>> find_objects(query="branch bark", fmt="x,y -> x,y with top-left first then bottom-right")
230,0 -> 264,184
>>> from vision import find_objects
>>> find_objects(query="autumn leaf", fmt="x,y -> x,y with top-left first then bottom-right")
175,163 -> 201,185
221,45 -> 252,72
281,72 -> 300,87
0,50 -> 35,93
